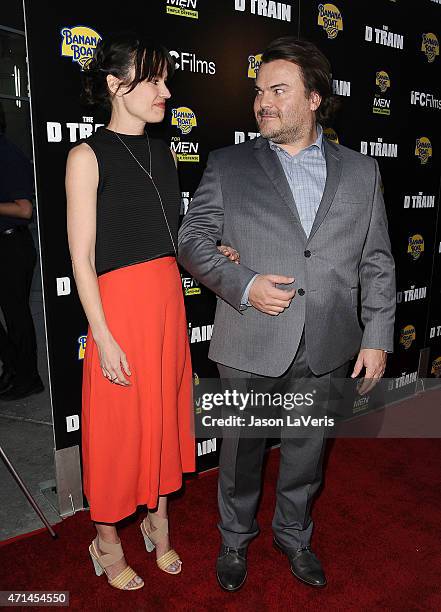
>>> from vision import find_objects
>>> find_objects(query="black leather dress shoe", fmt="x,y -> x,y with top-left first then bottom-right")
273,538 -> 327,587
216,544 -> 248,591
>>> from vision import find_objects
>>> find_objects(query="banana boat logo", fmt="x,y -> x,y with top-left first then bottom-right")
324,127 -> 339,143
431,356 -> 441,377
407,234 -> 424,260
317,4 -> 343,39
376,71 -> 390,93
61,26 -> 102,69
248,53 -> 262,78
415,137 -> 432,164
171,107 -> 197,135
399,325 -> 416,350
193,371 -> 201,414
78,335 -> 87,360
421,33 -> 439,63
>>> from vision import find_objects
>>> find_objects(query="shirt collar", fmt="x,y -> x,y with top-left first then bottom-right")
269,123 -> 324,157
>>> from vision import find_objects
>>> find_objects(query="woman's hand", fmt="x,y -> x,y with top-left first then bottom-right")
217,244 -> 240,264
96,334 -> 132,386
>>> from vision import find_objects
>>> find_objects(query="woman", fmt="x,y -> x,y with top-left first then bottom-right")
66,31 -> 237,591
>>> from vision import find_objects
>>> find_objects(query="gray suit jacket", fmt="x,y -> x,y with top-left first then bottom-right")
178,136 -> 396,376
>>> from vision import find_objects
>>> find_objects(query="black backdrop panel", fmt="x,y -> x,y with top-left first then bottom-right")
24,0 -> 440,469
24,1 -> 299,470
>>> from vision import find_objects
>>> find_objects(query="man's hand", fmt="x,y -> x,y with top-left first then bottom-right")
217,244 -> 240,264
249,274 -> 295,315
351,348 -> 387,395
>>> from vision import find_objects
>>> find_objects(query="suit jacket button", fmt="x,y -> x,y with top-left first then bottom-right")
304,250 -> 311,257
298,288 -> 305,296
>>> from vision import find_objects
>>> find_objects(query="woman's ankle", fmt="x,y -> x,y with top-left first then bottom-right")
148,511 -> 168,520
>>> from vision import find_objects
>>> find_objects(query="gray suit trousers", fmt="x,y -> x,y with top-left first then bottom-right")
217,329 -> 350,550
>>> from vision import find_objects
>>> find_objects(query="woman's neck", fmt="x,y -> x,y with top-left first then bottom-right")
106,114 -> 146,135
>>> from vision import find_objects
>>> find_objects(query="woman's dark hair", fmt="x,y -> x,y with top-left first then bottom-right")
81,31 -> 175,108
261,37 -> 339,125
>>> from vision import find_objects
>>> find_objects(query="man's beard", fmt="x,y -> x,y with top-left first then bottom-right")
257,112 -> 303,144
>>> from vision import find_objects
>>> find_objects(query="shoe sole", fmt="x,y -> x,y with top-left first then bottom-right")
216,570 -> 247,592
273,538 -> 327,588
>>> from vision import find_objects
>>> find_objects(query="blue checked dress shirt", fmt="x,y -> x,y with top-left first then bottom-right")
241,124 -> 327,306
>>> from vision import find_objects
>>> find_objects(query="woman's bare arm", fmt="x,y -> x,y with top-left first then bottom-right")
66,143 -> 130,385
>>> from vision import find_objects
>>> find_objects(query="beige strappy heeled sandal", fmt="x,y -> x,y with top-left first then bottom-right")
89,536 -> 144,590
140,515 -> 182,574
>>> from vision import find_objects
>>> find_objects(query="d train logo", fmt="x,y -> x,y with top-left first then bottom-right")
171,107 -> 197,135
324,127 -> 339,143
421,33 -> 439,63
61,26 -> 102,69
431,356 -> 441,378
317,4 -> 343,39
407,234 -> 424,260
376,71 -> 390,93
78,335 -> 87,360
415,137 -> 432,164
248,53 -> 262,78
399,325 -> 416,350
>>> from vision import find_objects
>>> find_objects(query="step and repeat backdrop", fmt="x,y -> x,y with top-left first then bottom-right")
24,0 -> 440,474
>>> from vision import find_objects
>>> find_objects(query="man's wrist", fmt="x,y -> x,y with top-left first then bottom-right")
240,273 -> 259,307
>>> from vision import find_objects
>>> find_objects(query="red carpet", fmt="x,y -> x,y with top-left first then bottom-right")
1,439 -> 440,611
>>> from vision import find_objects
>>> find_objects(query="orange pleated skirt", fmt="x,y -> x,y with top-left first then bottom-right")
81,256 -> 195,523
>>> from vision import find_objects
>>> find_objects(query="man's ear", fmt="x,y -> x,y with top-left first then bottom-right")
106,74 -> 121,96
310,91 -> 322,112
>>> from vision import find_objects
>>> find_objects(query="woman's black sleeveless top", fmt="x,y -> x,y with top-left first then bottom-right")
76,127 -> 180,276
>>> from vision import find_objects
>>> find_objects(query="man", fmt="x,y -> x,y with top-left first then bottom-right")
0,106 -> 44,401
178,37 -> 395,590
